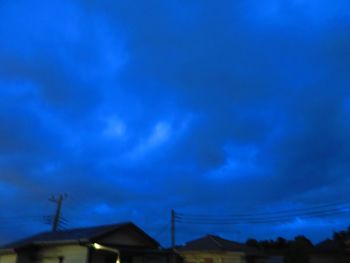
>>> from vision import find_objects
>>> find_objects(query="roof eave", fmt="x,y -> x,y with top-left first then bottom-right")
0,248 -> 16,255
32,239 -> 90,246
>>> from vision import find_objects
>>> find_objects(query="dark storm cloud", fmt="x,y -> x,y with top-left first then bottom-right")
1,0 -> 350,245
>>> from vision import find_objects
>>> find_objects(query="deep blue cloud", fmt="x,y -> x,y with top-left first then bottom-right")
1,0 -> 350,246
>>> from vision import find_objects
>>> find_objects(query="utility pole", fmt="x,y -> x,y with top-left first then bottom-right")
49,194 -> 66,232
171,209 -> 175,249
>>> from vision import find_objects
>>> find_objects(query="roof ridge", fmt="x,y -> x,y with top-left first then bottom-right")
1,221 -> 134,249
212,235 -> 243,245
208,235 -> 224,249
55,221 -> 133,233
179,234 -> 250,253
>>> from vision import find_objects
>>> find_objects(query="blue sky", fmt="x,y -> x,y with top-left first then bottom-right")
1,0 -> 350,246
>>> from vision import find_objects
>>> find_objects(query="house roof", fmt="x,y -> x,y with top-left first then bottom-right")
1,222 -> 159,250
178,234 -> 254,254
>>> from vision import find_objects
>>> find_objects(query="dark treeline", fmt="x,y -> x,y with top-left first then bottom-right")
244,227 -> 350,263
246,236 -> 312,250
245,227 -> 350,250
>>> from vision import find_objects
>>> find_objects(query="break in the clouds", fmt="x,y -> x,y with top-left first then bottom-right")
1,0 -> 350,246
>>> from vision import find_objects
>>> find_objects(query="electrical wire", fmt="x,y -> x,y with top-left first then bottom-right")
175,201 -> 350,225
176,201 -> 350,218
176,208 -> 350,222
154,222 -> 171,239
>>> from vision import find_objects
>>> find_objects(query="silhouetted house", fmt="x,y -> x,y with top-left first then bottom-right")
177,235 -> 264,263
0,222 -> 180,263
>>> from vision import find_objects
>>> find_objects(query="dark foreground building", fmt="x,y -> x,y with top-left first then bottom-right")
0,222 -> 181,263
177,235 -> 350,263
177,234 -> 265,263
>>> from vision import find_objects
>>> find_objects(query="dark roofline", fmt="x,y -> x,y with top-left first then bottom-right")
178,234 -> 252,253
1,222 -> 159,250
207,235 -> 224,250
91,222 -> 160,248
0,222 -> 128,249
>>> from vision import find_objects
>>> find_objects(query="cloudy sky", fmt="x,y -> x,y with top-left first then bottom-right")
1,0 -> 350,246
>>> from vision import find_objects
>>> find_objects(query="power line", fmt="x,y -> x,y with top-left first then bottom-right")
176,211 -> 350,225
171,209 -> 175,248
0,221 -> 48,229
176,207 -> 350,222
176,212 -> 350,224
174,202 -> 350,225
154,222 -> 171,239
176,201 -> 350,218
0,215 -> 47,221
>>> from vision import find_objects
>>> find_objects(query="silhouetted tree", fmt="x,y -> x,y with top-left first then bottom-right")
332,227 -> 350,249
246,238 -> 259,248
285,236 -> 313,263
275,237 -> 288,249
292,235 -> 313,249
